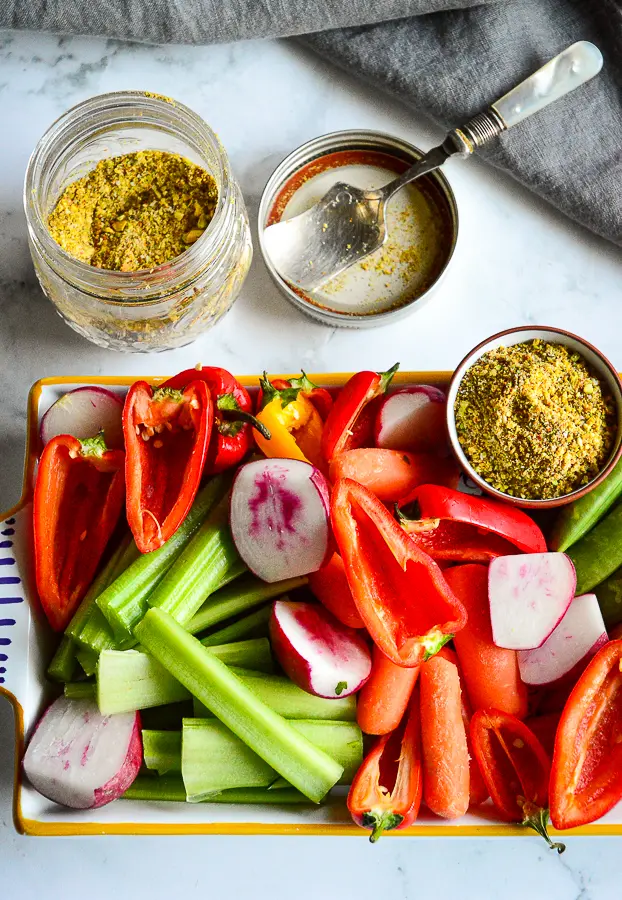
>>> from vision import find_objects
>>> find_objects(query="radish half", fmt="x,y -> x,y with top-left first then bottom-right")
489,553 -> 576,650
230,458 -> 331,583
518,594 -> 608,686
23,696 -> 141,809
270,600 -> 372,698
40,387 -> 124,448
374,386 -> 447,452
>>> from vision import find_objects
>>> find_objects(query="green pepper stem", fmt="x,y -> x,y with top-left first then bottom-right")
521,803 -> 566,854
379,362 -> 400,393
219,407 -> 271,440
361,811 -> 404,843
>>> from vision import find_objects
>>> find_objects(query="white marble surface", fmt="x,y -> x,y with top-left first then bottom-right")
1,28 -> 622,899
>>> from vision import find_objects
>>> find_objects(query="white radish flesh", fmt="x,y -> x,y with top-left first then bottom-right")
230,458 -> 331,583
40,387 -> 124,448
518,594 -> 608,686
23,696 -> 141,809
489,553 -> 576,651
375,386 -> 447,452
270,600 -> 371,698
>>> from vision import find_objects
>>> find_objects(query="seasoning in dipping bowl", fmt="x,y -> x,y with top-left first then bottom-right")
454,339 -> 617,500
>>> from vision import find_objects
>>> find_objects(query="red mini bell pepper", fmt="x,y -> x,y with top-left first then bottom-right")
256,371 -> 333,421
123,380 -> 213,553
34,433 -> 125,632
550,640 -> 622,831
348,691 -> 422,841
322,364 -> 399,463
395,484 -> 546,560
163,366 -> 267,475
331,478 -> 467,666
470,709 -> 564,852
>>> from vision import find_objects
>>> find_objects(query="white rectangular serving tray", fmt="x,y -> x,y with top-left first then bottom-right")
2,373 -> 617,836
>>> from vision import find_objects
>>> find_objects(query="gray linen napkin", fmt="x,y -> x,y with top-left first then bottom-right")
2,0 -> 621,246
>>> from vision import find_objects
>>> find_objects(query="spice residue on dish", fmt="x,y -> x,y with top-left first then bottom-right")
266,149 -> 453,316
454,339 -> 616,500
47,150 -> 218,272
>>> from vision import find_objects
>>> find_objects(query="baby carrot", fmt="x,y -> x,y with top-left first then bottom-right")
438,647 -> 488,807
420,652 -> 470,819
446,564 -> 528,719
357,644 -> 419,735
329,449 -> 458,504
307,553 -> 364,629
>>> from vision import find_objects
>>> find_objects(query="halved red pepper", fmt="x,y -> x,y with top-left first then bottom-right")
33,433 -> 125,631
331,478 -> 467,666
470,709 -> 564,852
322,364 -> 399,463
348,691 -> 422,841
395,484 -> 546,561
123,380 -> 212,553
256,371 -> 333,421
163,366 -> 267,475
550,640 -> 622,831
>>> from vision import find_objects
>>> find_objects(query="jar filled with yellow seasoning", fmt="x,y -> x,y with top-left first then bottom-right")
24,92 -> 252,352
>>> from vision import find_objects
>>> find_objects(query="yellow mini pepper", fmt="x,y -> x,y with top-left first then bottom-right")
255,374 -> 325,471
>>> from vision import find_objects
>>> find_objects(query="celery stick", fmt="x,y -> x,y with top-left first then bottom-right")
96,476 -> 229,641
64,680 -> 96,700
187,574 -> 307,636
75,645 -> 99,677
74,605 -> 119,654
135,608 -> 343,802
66,533 -> 138,643
200,606 -> 272,647
199,638 -> 274,673
143,730 -> 181,775
192,673 -> 357,721
214,557 -> 247,591
182,717 -> 362,799
46,635 -> 77,683
98,649 -> 190,714
147,497 -> 240,627
122,775 -> 310,804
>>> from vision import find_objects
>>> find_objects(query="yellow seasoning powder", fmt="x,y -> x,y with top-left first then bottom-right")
47,150 -> 218,272
454,339 -> 617,500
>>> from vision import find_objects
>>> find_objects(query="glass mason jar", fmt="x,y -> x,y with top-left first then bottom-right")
24,92 -> 252,352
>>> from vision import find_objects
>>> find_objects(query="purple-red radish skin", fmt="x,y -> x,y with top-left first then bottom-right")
270,600 -> 372,698
23,696 -> 141,809
40,387 -> 124,449
517,593 -> 608,686
489,553 -> 576,651
375,386 -> 447,452
230,459 -> 331,583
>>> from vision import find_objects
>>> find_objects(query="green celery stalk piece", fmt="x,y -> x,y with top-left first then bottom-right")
181,717 -> 362,799
187,574 -> 307,635
66,533 -> 138,643
64,680 -> 96,700
199,638 -> 274,674
213,557 -> 247,591
567,502 -> 622,594
551,455 -> 622,552
192,672 -> 357,721
46,635 -> 77,683
147,496 -> 240,627
74,605 -> 120,654
135,608 -> 343,803
122,775 -> 311,804
97,641 -> 273,714
75,645 -> 99,677
200,605 -> 272,647
97,649 -> 190,714
96,476 -> 230,641
143,730 -> 182,775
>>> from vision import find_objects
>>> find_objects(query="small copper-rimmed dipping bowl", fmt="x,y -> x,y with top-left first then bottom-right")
446,326 -> 622,509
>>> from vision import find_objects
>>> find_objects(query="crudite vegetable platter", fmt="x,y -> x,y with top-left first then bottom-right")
5,341 -> 622,843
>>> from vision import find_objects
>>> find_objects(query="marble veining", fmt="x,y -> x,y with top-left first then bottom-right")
1,28 -> 622,900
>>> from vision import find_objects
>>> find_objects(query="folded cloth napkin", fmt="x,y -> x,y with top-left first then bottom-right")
2,0 -> 621,245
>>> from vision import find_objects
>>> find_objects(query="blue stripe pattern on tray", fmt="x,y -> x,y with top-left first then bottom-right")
0,517 -> 20,685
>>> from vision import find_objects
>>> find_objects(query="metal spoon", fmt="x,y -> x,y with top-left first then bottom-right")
263,41 -> 603,293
